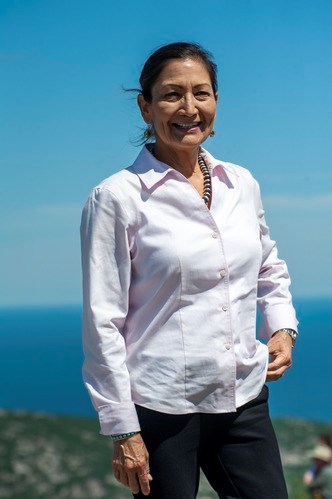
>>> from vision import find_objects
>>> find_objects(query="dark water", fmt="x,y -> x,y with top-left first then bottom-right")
0,298 -> 331,422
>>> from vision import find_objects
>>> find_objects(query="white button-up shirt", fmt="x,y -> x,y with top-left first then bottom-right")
80,145 -> 298,435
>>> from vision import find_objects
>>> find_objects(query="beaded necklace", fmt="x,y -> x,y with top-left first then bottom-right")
151,146 -> 212,206
198,154 -> 212,206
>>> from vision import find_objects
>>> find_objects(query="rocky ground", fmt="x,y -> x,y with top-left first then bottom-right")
0,410 -> 331,499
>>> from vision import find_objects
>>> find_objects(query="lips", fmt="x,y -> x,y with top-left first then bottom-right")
172,122 -> 201,130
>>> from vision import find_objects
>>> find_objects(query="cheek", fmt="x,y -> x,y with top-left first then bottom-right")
196,102 -> 216,124
152,110 -> 174,132
207,113 -> 216,127
153,118 -> 171,135
208,104 -> 217,119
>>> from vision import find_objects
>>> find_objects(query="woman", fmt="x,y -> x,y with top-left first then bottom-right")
81,42 -> 298,498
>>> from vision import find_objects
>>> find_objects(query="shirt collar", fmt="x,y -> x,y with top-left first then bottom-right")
130,144 -> 236,190
130,145 -> 174,190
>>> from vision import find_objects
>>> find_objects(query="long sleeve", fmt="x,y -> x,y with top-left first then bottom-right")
80,187 -> 140,435
254,179 -> 298,340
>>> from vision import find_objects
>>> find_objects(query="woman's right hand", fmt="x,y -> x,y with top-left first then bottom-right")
112,433 -> 153,496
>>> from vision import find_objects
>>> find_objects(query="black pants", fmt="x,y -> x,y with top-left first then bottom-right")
133,386 -> 288,499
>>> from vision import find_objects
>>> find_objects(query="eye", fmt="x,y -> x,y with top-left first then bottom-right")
164,91 -> 181,101
195,91 -> 211,99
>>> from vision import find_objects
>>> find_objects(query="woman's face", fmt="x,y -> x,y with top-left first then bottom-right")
138,58 -> 218,153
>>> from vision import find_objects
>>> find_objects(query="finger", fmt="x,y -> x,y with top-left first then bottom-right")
267,359 -> 289,372
138,469 -> 152,496
268,360 -> 291,372
113,468 -> 121,482
126,458 -> 152,495
119,468 -> 129,488
266,372 -> 283,382
268,360 -> 290,372
269,354 -> 292,370
266,364 -> 290,381
112,460 -> 122,483
127,470 -> 141,495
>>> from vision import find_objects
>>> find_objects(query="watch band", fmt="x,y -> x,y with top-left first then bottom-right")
278,328 -> 298,347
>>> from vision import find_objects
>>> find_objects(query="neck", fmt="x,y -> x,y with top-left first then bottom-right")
153,143 -> 201,178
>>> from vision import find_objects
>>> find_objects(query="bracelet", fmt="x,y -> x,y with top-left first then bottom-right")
111,431 -> 140,441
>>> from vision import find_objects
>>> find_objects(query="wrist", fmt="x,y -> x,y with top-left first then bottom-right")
110,431 -> 140,441
273,328 -> 298,347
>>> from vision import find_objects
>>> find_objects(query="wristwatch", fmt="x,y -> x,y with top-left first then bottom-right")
277,328 -> 298,347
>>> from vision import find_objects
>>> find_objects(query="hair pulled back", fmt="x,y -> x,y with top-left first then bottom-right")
139,42 -> 218,102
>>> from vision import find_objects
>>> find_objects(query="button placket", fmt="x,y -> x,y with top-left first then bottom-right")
206,217 -> 232,352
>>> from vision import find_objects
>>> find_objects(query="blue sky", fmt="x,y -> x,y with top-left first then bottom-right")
1,0 -> 331,306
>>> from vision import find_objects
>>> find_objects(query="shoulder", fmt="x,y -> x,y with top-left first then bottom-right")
84,168 -> 142,217
82,160 -> 143,223
88,146 -> 155,200
223,160 -> 257,184
94,167 -> 140,197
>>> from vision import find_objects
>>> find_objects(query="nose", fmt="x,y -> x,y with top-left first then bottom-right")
180,93 -> 198,116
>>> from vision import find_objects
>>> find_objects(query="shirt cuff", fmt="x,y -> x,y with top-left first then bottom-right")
259,303 -> 299,341
98,401 -> 141,436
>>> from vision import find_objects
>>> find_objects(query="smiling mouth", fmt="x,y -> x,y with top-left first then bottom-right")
172,122 -> 202,130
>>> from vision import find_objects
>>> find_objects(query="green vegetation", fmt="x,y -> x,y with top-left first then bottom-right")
0,410 -> 331,498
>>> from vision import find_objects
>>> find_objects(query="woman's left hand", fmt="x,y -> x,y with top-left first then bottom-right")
266,330 -> 293,381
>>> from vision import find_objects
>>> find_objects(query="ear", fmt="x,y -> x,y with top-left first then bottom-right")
137,94 -> 152,124
214,91 -> 219,103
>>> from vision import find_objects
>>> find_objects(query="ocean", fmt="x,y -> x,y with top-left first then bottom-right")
0,298 -> 331,422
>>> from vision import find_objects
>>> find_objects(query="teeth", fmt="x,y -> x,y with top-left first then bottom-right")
175,123 -> 199,128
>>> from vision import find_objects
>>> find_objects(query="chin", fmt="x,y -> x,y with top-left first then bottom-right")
171,134 -> 208,148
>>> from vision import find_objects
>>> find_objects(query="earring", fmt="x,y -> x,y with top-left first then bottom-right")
144,124 -> 154,139
209,130 -> 216,138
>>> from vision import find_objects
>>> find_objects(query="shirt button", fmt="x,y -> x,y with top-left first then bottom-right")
222,304 -> 228,312
212,232 -> 217,239
225,343 -> 232,350
219,269 -> 227,278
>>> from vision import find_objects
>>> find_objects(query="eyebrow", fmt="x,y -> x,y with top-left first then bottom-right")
160,83 -> 212,89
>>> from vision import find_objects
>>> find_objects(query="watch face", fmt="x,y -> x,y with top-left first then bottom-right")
286,329 -> 297,343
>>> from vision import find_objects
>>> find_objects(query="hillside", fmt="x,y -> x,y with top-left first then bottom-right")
1,410 -> 331,499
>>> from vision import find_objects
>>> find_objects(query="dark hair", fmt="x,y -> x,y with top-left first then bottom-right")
139,42 -> 218,102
